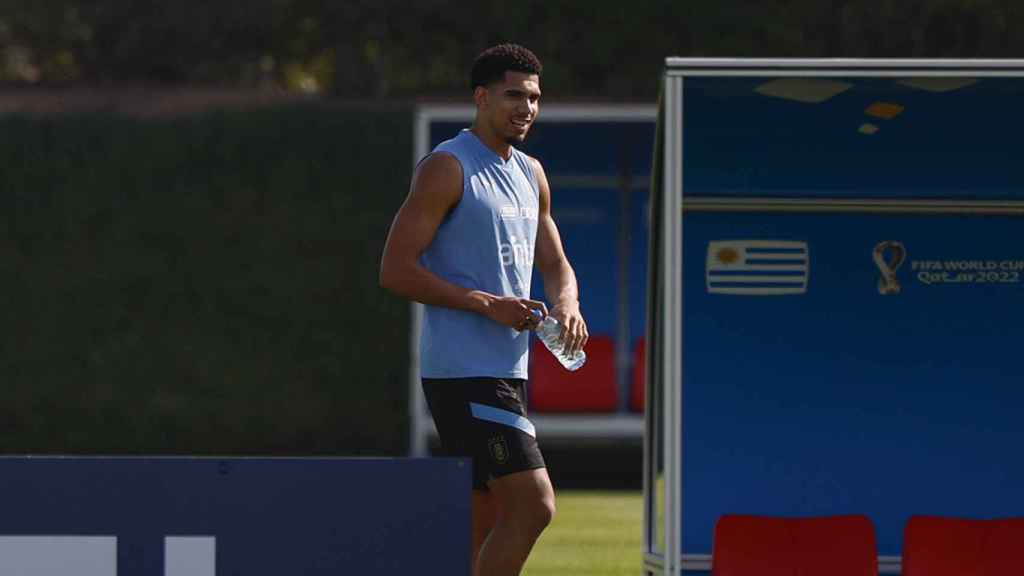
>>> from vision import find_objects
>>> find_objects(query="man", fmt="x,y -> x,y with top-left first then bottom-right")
379,43 -> 588,576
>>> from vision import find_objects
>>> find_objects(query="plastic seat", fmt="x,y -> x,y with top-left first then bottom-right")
711,514 -> 878,576
528,335 -> 617,412
630,338 -> 646,412
903,515 -> 1024,576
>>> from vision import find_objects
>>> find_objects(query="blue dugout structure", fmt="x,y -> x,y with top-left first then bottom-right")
645,60 -> 1024,575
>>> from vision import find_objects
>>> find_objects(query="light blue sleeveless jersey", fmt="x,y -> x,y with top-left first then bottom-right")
419,129 -> 540,379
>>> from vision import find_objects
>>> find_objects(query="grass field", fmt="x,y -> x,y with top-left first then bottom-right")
523,490 -> 643,575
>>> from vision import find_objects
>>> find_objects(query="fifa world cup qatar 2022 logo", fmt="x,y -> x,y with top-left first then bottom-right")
873,241 -> 907,295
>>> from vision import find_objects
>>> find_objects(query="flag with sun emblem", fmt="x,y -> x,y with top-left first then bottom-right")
705,240 -> 809,295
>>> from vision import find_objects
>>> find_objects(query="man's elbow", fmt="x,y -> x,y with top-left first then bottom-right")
378,261 -> 405,295
537,258 -> 572,281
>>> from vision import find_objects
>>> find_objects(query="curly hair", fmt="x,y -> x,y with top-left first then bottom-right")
470,44 -> 543,89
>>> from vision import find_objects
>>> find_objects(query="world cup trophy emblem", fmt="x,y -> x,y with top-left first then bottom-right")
873,241 -> 906,295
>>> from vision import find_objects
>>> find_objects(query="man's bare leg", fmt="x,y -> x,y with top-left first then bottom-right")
476,468 -> 556,576
472,489 -> 499,575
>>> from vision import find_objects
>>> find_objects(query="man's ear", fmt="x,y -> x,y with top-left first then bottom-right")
473,85 -> 488,109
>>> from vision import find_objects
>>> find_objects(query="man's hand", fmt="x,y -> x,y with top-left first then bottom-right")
549,301 -> 588,356
476,292 -> 548,332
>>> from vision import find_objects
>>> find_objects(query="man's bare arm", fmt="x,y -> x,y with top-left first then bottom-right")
379,152 -> 546,330
531,157 -> 588,353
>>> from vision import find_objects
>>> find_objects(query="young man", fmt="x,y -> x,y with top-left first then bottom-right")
379,44 -> 588,575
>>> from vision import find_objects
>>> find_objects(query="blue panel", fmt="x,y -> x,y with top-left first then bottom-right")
683,77 -> 1024,199
529,187 -> 619,336
522,121 -> 655,181
680,212 -> 1024,555
0,457 -> 470,575
629,190 -> 651,347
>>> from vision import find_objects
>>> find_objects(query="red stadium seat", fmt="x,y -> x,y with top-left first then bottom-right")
529,335 -> 617,412
630,338 -> 646,412
712,514 -> 878,576
903,515 -> 1024,576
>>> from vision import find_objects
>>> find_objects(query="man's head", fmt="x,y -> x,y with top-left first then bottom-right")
470,44 -> 542,145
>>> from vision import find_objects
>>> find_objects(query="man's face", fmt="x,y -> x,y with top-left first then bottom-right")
478,71 -> 541,144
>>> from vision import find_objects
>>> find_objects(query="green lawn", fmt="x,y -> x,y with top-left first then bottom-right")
523,490 -> 643,576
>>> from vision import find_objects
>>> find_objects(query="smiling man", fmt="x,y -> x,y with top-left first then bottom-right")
380,44 -> 588,575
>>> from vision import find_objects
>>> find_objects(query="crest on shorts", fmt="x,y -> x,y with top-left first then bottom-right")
489,435 -> 509,464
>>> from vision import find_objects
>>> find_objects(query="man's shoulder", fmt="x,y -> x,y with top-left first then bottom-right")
513,149 -> 546,184
512,146 -> 539,165
420,148 -> 461,171
413,152 -> 463,201
433,130 -> 472,155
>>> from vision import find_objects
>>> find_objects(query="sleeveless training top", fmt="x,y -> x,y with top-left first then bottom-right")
419,129 -> 540,379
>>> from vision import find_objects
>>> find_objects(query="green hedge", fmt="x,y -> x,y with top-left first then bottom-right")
1,103 -> 413,455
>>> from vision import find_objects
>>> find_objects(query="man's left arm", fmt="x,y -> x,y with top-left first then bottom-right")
531,157 -> 589,355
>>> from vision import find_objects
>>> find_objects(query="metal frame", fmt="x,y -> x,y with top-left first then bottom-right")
683,198 -> 1024,214
410,103 -> 657,458
665,58 -> 1024,77
655,73 -> 685,576
652,58 -> 1024,576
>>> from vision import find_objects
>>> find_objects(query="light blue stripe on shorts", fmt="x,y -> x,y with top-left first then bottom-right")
469,402 -> 536,438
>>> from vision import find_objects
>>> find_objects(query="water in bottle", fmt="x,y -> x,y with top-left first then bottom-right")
535,316 -> 586,371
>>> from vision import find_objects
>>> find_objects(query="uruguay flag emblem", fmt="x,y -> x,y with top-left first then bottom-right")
705,240 -> 809,295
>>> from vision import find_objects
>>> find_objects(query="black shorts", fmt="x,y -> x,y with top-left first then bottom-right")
422,377 -> 546,490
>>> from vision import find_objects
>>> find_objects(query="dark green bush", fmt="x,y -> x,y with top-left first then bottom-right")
1,103 -> 413,455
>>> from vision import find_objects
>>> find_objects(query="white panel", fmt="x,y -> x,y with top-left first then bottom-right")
165,536 -> 215,576
0,536 -> 116,576
754,78 -> 852,103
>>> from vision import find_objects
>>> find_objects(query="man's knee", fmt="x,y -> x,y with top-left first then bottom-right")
507,479 -> 557,528
531,493 -> 556,530
503,491 -> 554,536
491,471 -> 556,532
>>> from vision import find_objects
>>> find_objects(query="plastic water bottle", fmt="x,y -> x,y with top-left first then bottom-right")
535,316 -> 586,371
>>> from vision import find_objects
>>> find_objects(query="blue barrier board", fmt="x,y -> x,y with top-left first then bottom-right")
0,457 -> 470,575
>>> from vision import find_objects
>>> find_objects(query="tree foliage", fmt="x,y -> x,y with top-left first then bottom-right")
1,0 -> 1020,98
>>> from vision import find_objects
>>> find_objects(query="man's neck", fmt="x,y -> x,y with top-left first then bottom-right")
470,125 -> 512,160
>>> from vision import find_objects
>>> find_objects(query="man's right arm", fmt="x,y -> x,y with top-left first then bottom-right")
379,153 -> 546,330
